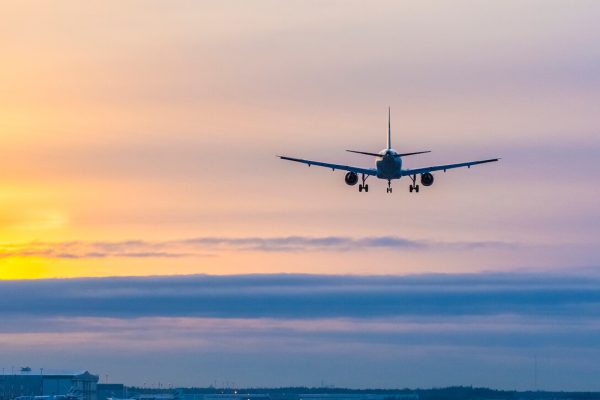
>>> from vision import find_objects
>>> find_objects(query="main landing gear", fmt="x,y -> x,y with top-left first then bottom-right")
358,173 -> 369,192
357,175 -> 421,193
409,174 -> 420,193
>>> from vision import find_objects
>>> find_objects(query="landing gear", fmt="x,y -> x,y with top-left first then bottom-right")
409,175 -> 420,193
386,180 -> 392,194
358,174 -> 369,193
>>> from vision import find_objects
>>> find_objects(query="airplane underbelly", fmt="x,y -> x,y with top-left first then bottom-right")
376,158 -> 402,179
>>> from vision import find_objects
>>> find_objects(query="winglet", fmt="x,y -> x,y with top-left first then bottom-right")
387,107 -> 391,150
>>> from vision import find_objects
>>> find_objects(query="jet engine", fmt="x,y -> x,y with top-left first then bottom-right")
420,172 -> 434,186
345,172 -> 358,186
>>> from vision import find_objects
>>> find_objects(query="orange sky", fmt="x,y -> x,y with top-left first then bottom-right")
1,0 -> 599,279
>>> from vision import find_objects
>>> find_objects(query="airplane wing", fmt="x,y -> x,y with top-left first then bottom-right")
400,158 -> 499,176
278,155 -> 378,176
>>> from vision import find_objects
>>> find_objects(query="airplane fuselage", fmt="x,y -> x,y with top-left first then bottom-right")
376,149 -> 403,179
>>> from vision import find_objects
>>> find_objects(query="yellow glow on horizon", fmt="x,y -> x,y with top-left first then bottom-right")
0,256 -> 227,280
0,257 -> 50,280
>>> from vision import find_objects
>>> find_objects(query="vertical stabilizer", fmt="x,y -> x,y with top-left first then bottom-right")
387,107 -> 391,149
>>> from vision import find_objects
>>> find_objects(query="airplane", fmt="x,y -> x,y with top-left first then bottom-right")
278,108 -> 499,193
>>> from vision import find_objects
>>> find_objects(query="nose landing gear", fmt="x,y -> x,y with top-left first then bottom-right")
386,180 -> 392,193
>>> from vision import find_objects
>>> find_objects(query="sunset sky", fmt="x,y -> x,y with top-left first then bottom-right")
1,0 -> 600,391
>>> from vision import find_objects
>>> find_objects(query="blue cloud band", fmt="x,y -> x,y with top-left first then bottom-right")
1,272 -> 599,319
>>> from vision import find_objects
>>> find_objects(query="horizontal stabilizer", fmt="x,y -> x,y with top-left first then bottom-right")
397,150 -> 431,157
346,150 -> 431,157
346,150 -> 382,157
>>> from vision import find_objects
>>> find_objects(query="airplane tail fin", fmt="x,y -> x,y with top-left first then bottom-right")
387,107 -> 391,150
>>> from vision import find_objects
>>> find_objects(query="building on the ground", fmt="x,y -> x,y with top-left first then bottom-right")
0,369 -> 98,400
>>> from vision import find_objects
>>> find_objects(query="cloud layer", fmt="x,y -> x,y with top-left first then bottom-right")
0,236 -> 515,260
1,272 -> 599,319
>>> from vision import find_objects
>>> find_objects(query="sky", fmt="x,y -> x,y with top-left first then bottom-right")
0,0 -> 600,391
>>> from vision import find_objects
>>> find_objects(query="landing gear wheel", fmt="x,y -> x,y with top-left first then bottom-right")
358,174 -> 369,193
386,187 -> 392,193
409,174 -> 418,193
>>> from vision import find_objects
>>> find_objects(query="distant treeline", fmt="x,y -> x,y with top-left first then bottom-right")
127,386 -> 600,400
